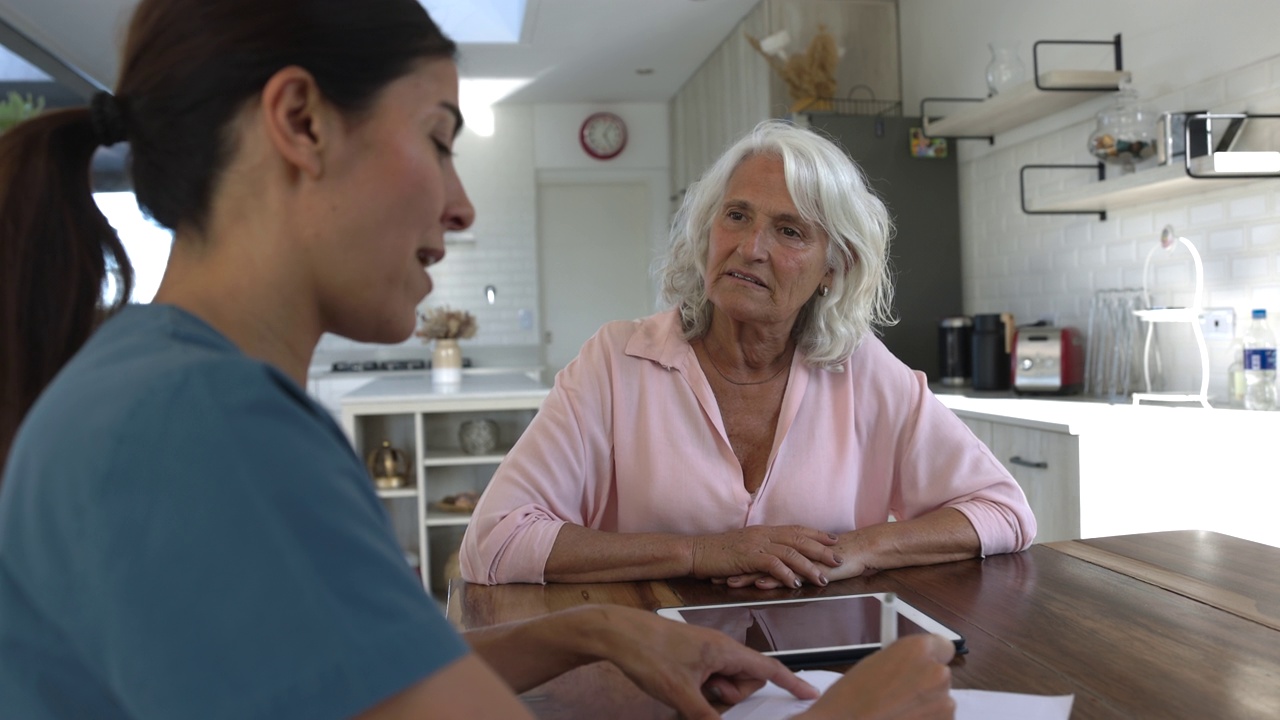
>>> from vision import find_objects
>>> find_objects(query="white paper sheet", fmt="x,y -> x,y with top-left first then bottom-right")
721,670 -> 1074,720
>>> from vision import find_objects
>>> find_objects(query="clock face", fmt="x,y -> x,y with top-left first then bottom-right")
580,112 -> 628,160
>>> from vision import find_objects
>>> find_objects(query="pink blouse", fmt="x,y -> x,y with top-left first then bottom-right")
459,310 -> 1036,585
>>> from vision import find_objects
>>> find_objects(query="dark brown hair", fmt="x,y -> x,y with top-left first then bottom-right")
0,0 -> 456,473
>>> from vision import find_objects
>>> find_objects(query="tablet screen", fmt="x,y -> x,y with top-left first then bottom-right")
672,595 -> 930,654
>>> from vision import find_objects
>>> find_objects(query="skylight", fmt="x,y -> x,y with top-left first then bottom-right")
419,0 -> 528,44
0,43 -> 50,82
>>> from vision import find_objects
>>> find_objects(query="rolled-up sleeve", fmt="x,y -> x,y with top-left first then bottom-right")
866,343 -> 1037,555
459,328 -> 619,585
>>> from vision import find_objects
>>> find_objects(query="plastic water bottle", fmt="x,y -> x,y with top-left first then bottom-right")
1243,309 -> 1277,411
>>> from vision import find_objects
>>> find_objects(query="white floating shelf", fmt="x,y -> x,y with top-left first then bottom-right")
924,70 -> 1130,139
425,511 -> 473,527
1027,158 -> 1268,214
376,487 -> 419,499
423,448 -> 510,467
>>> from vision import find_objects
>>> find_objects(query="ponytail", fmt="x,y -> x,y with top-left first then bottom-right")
0,109 -> 133,473
2,0 -> 456,475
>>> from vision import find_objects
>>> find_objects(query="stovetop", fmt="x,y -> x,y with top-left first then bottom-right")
329,358 -> 472,372
330,359 -> 426,372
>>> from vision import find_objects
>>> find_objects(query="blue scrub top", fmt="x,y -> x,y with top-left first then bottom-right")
0,305 -> 468,719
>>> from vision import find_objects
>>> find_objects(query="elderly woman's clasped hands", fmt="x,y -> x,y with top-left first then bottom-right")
692,525 -> 846,588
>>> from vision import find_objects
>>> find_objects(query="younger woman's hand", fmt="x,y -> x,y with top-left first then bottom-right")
795,634 -> 957,720
588,606 -> 819,720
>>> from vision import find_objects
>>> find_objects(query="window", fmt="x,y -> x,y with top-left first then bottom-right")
93,192 -> 172,304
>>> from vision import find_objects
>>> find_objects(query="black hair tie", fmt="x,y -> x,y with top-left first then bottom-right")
89,92 -> 128,147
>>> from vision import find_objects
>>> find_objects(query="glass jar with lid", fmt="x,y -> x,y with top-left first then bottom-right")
1087,78 -> 1157,175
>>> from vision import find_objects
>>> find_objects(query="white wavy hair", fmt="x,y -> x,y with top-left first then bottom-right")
658,119 -> 896,370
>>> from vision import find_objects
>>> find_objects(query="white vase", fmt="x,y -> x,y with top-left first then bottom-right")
431,338 -> 462,387
985,42 -> 1026,96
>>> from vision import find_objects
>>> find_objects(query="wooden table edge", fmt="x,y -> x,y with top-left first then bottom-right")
1044,538 -> 1280,632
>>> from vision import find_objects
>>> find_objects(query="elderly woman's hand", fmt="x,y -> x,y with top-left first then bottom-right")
691,525 -> 844,588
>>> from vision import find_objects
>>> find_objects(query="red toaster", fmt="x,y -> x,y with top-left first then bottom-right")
1012,326 -> 1084,394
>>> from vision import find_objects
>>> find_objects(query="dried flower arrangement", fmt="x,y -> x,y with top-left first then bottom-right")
745,25 -> 839,113
415,306 -> 477,341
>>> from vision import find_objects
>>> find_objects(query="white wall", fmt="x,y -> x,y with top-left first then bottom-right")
315,103 -> 541,365
314,101 -> 672,369
898,0 -> 1280,402
534,102 -> 673,310
533,103 -> 669,170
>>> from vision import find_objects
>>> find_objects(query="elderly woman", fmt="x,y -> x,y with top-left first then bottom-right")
460,120 -> 1035,589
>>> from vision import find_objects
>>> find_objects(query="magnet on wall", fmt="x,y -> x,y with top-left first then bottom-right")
910,128 -> 948,159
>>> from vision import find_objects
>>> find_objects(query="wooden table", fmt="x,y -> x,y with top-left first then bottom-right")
447,531 -> 1280,719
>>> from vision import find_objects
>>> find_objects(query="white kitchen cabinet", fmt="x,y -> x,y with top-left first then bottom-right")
340,375 -> 549,601
942,394 -> 1280,550
957,414 -> 1081,543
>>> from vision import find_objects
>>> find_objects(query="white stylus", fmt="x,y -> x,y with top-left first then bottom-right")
880,592 -> 898,647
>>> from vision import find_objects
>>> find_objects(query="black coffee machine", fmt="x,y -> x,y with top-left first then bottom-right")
937,317 -> 973,386
970,313 -> 1015,391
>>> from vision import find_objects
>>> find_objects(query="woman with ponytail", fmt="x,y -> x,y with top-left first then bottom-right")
0,98 -> 133,468
0,1 -> 958,718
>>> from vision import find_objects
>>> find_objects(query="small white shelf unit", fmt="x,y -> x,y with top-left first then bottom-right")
1132,228 -> 1211,409
340,374 -> 550,599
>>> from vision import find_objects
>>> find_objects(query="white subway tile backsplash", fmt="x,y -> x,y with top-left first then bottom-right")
1229,196 -> 1268,219
1078,246 -> 1106,269
1203,258 -> 1229,283
1064,222 -> 1091,247
1119,212 -> 1155,240
1151,207 -> 1189,236
1066,272 -> 1092,293
1230,255 -> 1270,280
1093,267 -> 1123,291
1033,225 -> 1057,251
1210,228 -> 1247,250
1155,263 -> 1192,289
1106,242 -> 1138,265
1053,248 -> 1079,271
1124,266 -> 1148,293
1250,222 -> 1280,246
1189,201 -> 1227,226
1210,288 -> 1250,309
1250,285 -> 1280,309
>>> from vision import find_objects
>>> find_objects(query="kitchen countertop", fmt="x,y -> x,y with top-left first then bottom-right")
930,385 -> 1276,435
931,385 -> 1280,550
340,373 -> 549,405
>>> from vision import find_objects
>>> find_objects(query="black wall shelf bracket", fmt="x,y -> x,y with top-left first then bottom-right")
1031,34 -> 1124,91
918,97 -> 993,143
1183,112 -> 1280,179
1020,163 -> 1107,221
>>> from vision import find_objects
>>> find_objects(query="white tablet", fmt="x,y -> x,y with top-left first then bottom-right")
655,592 -> 966,669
